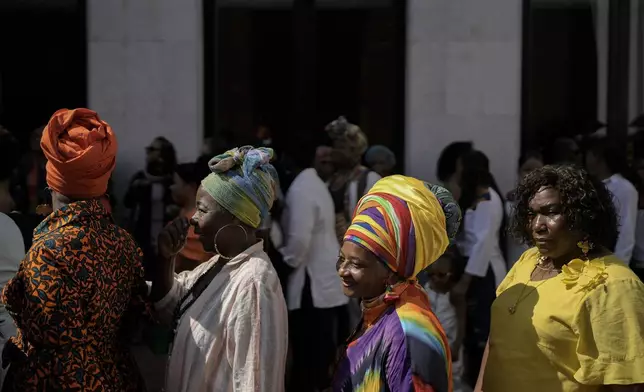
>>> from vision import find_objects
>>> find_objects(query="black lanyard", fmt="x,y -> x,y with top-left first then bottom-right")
167,254 -> 249,343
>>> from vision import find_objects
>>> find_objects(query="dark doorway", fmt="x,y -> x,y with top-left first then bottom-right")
521,1 -> 598,154
0,0 -> 87,147
204,0 -> 406,170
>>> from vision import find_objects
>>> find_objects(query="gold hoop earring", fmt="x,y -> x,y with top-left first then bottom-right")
214,224 -> 249,259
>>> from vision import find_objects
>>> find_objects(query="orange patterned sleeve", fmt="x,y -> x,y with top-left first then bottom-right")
6,242 -> 90,348
126,246 -> 154,321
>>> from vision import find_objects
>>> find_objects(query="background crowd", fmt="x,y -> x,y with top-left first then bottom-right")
1,110 -> 644,392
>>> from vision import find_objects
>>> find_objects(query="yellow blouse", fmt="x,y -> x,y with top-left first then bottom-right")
484,248 -> 644,392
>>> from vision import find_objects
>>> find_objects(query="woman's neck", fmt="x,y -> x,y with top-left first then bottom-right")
222,234 -> 258,259
362,294 -> 384,308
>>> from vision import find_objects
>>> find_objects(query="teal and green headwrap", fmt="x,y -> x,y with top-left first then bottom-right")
201,146 -> 278,228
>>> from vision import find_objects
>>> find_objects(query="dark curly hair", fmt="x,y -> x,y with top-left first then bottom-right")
510,165 -> 618,250
436,141 -> 473,182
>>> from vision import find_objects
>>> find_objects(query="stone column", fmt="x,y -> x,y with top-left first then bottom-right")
405,0 -> 522,193
87,0 -> 203,205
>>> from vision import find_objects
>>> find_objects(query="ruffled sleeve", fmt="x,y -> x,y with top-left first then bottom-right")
572,277 -> 644,385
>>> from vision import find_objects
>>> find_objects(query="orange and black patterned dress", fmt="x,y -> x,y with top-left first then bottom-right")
2,199 -> 147,391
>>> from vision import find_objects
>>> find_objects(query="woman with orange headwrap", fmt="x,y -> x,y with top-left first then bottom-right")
333,175 -> 461,392
2,109 -> 147,391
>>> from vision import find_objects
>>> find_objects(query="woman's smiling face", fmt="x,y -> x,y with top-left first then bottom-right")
336,241 -> 392,299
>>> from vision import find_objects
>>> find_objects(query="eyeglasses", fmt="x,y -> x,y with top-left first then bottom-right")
336,255 -> 367,270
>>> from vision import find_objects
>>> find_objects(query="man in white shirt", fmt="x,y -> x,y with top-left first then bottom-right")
280,144 -> 348,392
0,213 -> 25,387
585,139 -> 638,262
0,129 -> 28,389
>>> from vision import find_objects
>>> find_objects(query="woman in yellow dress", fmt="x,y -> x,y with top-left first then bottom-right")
477,165 -> 644,392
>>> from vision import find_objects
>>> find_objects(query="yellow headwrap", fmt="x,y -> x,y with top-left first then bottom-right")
344,175 -> 461,278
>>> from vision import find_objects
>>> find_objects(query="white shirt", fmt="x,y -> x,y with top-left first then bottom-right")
457,188 -> 507,286
280,168 -> 348,310
424,287 -> 466,392
604,174 -> 638,262
154,241 -> 288,392
0,213 -> 24,388
0,213 -> 25,297
426,289 -> 457,346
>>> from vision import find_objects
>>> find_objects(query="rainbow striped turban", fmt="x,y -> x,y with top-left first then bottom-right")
201,146 -> 278,229
344,175 -> 461,278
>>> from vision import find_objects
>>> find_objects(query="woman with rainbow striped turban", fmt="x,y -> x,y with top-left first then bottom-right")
333,175 -> 461,392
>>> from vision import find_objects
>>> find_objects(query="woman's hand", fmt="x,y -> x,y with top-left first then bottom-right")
158,217 -> 190,259
150,217 -> 190,303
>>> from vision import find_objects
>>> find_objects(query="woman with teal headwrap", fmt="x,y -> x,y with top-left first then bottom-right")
150,146 -> 288,392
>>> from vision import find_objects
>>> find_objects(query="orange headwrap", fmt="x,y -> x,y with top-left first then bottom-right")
41,108 -> 117,199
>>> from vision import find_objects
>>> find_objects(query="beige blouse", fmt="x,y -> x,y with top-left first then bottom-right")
154,241 -> 288,392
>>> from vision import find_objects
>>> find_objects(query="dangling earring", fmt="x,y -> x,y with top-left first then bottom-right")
577,238 -> 594,259
35,204 -> 53,216
214,224 -> 248,259
36,186 -> 53,216
383,278 -> 400,303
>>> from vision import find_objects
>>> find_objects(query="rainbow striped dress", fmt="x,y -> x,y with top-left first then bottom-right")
333,283 -> 452,392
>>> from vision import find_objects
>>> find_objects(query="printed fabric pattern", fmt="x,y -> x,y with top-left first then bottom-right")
333,284 -> 452,392
2,199 -> 148,391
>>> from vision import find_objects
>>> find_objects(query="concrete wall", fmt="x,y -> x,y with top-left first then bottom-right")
88,0 -> 523,203
87,0 -> 203,208
217,0 -> 390,7
405,0 -> 523,193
